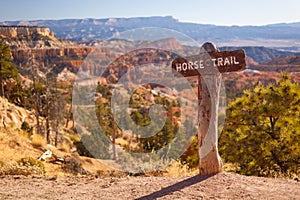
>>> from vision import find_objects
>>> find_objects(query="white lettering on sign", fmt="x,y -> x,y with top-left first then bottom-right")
200,60 -> 204,68
188,62 -> 194,70
217,57 -> 223,66
234,56 -> 239,64
182,63 -> 187,71
176,64 -> 182,72
211,59 -> 217,67
175,56 -> 240,72
224,57 -> 230,65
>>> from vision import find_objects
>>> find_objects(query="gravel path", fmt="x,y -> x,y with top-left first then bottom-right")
0,173 -> 299,200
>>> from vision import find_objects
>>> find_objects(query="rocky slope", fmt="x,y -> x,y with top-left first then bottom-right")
0,97 -> 35,129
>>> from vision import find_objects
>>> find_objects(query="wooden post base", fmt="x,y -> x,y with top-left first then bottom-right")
199,150 -> 223,175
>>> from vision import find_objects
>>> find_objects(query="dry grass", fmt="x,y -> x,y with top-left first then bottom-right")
0,128 -> 32,163
57,140 -> 71,153
0,126 -> 114,177
0,126 -> 199,178
0,128 -> 46,176
163,160 -> 198,178
31,133 -> 46,148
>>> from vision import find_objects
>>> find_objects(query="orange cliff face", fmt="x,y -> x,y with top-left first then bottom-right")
0,26 -> 98,74
12,47 -> 93,69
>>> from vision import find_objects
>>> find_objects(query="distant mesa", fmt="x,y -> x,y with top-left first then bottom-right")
0,25 -> 55,39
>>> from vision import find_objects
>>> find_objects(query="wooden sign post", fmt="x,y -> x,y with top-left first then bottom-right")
172,42 -> 246,175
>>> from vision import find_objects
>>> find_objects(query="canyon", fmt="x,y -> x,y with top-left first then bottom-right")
1,25 -> 300,86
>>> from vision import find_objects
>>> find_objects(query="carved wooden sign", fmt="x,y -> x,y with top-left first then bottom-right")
172,49 -> 246,76
172,43 -> 246,176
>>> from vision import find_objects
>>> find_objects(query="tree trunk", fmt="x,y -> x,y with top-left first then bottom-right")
112,122 -> 116,160
0,64 -> 4,97
65,104 -> 73,129
54,119 -> 59,147
45,91 -> 50,144
32,65 -> 40,135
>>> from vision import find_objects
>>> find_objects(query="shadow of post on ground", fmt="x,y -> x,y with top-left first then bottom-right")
136,174 -> 215,200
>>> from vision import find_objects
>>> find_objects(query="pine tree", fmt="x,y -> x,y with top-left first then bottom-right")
220,73 -> 300,177
0,40 -> 23,103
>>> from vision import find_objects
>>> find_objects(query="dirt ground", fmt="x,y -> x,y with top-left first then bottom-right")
0,172 -> 299,200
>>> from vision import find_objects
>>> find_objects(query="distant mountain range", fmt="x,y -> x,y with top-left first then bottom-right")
220,46 -> 300,63
1,16 -> 300,50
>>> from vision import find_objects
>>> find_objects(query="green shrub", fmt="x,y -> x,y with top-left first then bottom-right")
220,74 -> 300,178
21,121 -> 31,133
68,134 -> 80,143
18,157 -> 45,169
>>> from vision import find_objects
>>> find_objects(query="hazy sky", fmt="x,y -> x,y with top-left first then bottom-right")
1,0 -> 300,26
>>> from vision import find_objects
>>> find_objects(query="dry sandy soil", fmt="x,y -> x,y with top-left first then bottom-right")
0,172 -> 299,200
